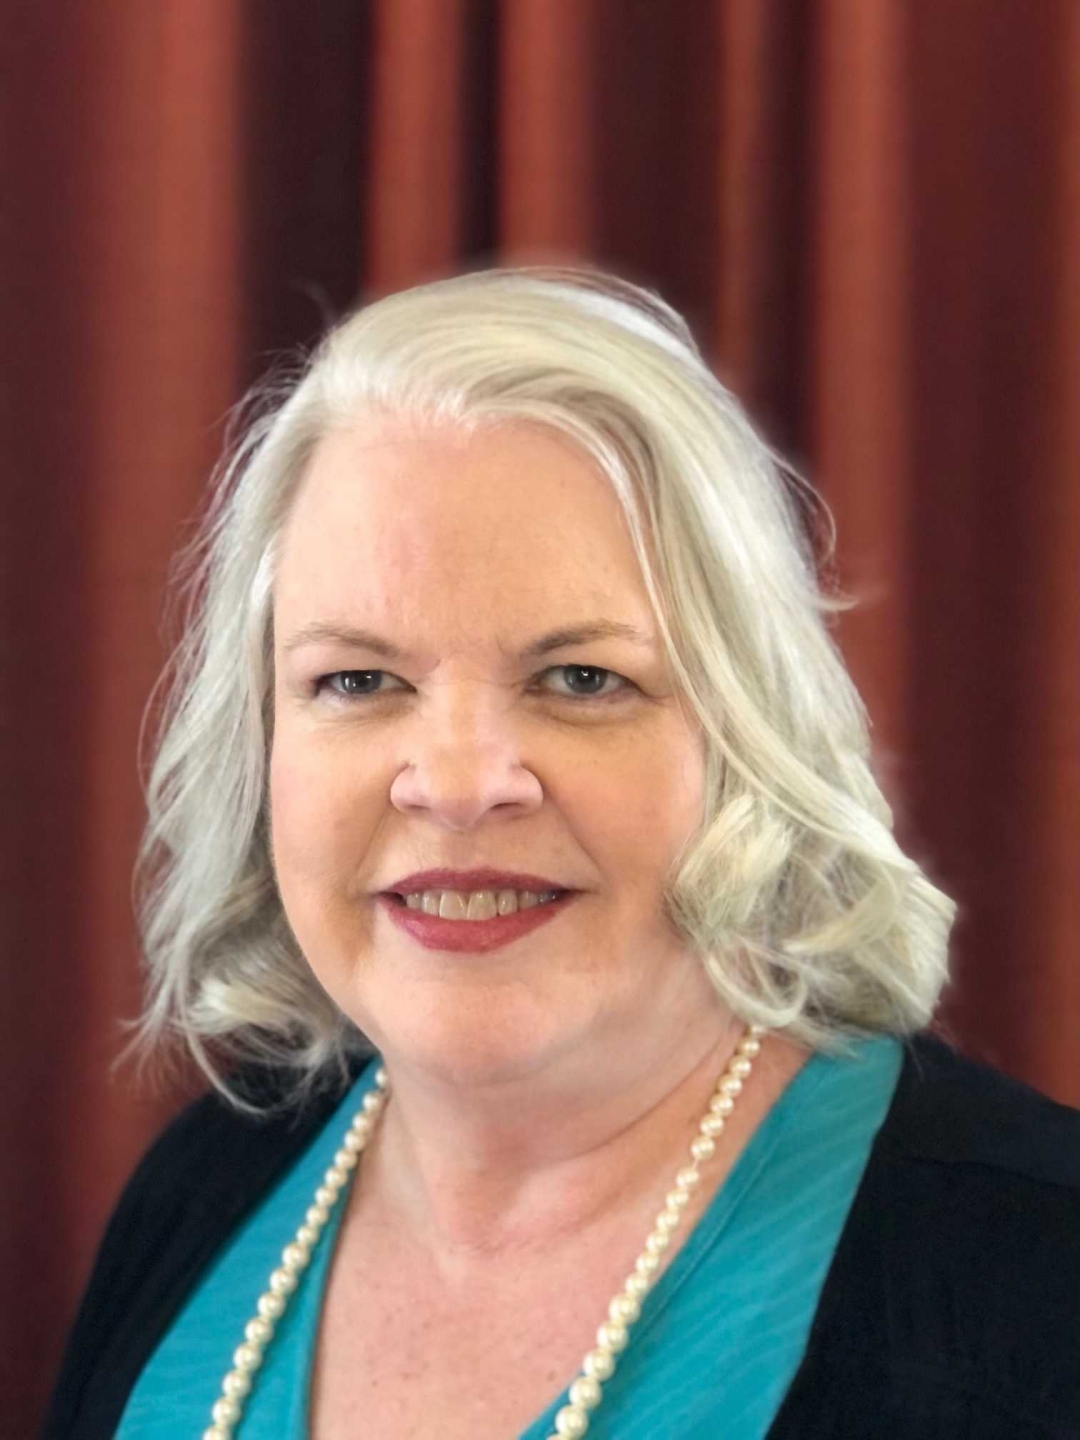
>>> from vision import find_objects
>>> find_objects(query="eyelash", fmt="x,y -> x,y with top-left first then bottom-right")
313,665 -> 633,705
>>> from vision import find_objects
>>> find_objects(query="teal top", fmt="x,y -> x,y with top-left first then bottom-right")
117,1034 -> 903,1439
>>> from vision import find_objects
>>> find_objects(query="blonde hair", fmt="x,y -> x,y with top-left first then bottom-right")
129,264 -> 956,1110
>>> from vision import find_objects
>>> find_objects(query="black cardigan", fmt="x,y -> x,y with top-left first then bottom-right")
44,1032 -> 1080,1439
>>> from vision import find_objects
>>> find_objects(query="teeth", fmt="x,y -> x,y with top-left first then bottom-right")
404,888 -> 561,919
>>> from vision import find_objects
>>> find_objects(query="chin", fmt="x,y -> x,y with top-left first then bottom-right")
358,996 -> 571,1092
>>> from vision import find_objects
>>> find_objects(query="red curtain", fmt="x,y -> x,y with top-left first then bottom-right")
4,3 -> 1077,1432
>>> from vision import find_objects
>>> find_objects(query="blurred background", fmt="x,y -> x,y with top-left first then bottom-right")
2,1 -> 1077,1433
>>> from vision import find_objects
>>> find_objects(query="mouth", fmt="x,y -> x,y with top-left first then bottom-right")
381,889 -> 571,906
376,888 -> 579,953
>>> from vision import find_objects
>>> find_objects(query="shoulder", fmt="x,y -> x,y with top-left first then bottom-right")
94,1056 -> 366,1283
123,1061 -> 350,1200
43,1059 -> 361,1439
824,1032 -> 1079,1429
771,1033 -> 1080,1436
885,1030 -> 1080,1189
88,1063 -> 349,1260
867,1032 -> 1080,1305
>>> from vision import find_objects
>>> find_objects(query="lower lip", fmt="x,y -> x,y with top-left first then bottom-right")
376,892 -> 579,953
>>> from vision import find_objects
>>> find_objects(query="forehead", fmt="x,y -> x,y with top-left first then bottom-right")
273,418 -> 654,634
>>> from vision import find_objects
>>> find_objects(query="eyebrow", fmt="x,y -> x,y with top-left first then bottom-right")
281,619 -> 656,662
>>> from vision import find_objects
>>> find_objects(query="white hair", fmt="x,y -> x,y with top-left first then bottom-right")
127,264 -> 956,1111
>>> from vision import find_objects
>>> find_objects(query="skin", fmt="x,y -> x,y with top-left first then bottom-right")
269,415 -> 809,1266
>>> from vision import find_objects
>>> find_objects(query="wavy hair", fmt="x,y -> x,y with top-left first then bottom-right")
127,264 -> 957,1111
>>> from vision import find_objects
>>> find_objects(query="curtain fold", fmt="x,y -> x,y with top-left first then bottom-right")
4,3 -> 1075,1433
501,0 -> 599,252
807,0 -> 913,759
368,0 -> 469,286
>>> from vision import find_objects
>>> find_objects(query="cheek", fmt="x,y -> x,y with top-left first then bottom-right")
268,744 -> 312,866
602,743 -> 705,873
268,740 -> 360,892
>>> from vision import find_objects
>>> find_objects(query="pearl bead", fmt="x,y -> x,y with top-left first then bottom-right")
720,1076 -> 743,1096
700,1113 -> 725,1137
624,1271 -> 650,1298
665,1187 -> 690,1210
314,1185 -> 337,1209
203,1427 -> 228,1440
609,1293 -> 641,1324
691,1136 -> 716,1162
362,1091 -> 382,1113
645,1229 -> 670,1255
233,1342 -> 263,1372
597,1320 -> 628,1352
296,1222 -> 319,1248
222,1368 -> 251,1399
730,1056 -> 752,1078
333,1146 -> 358,1172
739,1037 -> 762,1057
374,1065 -> 388,1087
281,1242 -> 310,1271
324,1164 -> 349,1189
306,1202 -> 330,1227
269,1266 -> 298,1294
675,1166 -> 700,1190
709,1092 -> 734,1115
343,1129 -> 364,1153
555,1402 -> 589,1436
634,1251 -> 660,1276
570,1375 -> 603,1409
212,1396 -> 240,1425
257,1291 -> 285,1319
583,1347 -> 616,1380
654,1207 -> 680,1234
245,1316 -> 273,1346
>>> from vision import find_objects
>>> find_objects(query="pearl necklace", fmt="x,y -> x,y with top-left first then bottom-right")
203,1024 -> 766,1439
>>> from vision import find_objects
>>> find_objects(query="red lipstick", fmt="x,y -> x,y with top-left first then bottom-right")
376,890 -> 579,953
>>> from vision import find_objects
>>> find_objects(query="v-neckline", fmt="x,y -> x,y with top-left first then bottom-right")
299,1045 -> 834,1439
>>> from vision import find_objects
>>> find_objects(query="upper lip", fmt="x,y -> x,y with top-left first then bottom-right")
381,868 -> 574,896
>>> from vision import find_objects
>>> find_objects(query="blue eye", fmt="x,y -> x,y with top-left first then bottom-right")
314,665 -> 631,703
542,665 -> 627,700
318,670 -> 395,698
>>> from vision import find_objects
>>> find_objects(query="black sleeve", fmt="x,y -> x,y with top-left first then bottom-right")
42,1073 -> 342,1440
769,1033 -> 1080,1439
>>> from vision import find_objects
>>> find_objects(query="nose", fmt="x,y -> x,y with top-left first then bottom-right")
387,681 -> 544,829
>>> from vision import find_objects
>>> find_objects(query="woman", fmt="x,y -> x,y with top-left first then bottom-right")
47,267 -> 1079,1439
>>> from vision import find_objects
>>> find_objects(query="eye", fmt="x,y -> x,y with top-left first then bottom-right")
315,670 -> 404,699
313,665 -> 632,703
535,664 -> 630,702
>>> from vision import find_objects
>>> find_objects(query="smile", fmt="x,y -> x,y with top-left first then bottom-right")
376,889 -> 578,953
390,887 -> 565,919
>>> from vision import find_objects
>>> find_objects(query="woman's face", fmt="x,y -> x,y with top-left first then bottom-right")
270,416 -> 724,1086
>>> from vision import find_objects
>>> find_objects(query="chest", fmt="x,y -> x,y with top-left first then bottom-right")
304,1038 -> 811,1437
308,1227 -> 652,1440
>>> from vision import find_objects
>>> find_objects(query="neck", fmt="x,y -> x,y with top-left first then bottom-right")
357,1010 -> 749,1265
